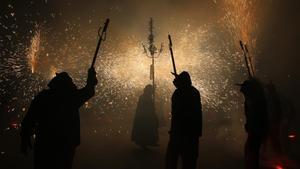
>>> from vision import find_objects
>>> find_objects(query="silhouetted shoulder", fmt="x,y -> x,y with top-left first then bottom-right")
35,89 -> 51,98
191,86 -> 200,95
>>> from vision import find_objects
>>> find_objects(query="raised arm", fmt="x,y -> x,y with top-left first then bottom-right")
76,67 -> 98,107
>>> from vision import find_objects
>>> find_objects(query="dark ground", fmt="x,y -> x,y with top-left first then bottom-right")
0,123 -> 244,169
1,112 -> 299,169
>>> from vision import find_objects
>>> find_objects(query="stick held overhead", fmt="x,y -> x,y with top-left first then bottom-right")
240,40 -> 254,78
168,34 -> 177,76
91,18 -> 110,68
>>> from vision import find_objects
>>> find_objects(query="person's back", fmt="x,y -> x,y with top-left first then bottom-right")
166,71 -> 202,169
171,85 -> 202,138
240,78 -> 268,169
20,68 -> 97,169
34,89 -> 82,147
241,78 -> 268,135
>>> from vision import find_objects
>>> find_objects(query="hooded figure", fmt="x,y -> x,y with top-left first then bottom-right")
131,84 -> 159,148
239,78 -> 268,169
20,68 -> 97,169
166,71 -> 202,169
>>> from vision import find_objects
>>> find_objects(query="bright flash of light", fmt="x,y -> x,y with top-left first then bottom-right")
0,20 -> 245,137
102,24 -> 241,110
1,3 -> 248,138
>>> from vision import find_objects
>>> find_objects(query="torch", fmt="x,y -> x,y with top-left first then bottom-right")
168,34 -> 177,76
91,18 -> 110,68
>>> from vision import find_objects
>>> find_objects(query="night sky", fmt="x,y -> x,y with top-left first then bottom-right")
0,0 -> 300,169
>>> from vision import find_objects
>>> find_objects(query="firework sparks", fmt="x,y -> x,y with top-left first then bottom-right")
27,27 -> 41,74
222,0 -> 270,72
0,20 -> 244,137
0,2 -> 248,139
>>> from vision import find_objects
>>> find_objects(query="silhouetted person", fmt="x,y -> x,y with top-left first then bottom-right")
131,84 -> 159,148
20,68 -> 97,169
165,71 -> 202,169
239,78 -> 268,169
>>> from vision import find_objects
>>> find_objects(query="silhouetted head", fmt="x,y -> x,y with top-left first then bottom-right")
143,84 -> 153,96
47,72 -> 77,92
239,78 -> 263,97
173,71 -> 192,89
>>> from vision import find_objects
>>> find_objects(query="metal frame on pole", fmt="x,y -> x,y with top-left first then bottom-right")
142,18 -> 163,115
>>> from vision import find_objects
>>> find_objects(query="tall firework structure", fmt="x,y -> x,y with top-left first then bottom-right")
142,18 -> 163,114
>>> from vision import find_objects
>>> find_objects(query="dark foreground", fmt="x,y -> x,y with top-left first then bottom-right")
0,120 -> 298,169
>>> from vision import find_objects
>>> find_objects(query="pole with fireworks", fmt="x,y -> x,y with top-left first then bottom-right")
142,18 -> 163,114
168,34 -> 177,76
91,18 -> 110,68
240,40 -> 255,78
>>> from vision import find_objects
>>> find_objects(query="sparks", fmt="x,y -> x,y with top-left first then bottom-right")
27,27 -> 41,74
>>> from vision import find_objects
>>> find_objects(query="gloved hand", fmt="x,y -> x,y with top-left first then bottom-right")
20,136 -> 32,155
87,67 -> 98,86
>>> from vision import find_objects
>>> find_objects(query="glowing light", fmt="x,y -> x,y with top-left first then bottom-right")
10,122 -> 18,129
288,134 -> 296,139
0,2 -> 256,136
275,165 -> 284,169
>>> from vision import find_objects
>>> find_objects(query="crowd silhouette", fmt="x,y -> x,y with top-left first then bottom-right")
19,38 -> 289,169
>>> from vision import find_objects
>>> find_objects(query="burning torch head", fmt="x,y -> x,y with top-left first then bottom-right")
48,72 -> 77,91
173,71 -> 192,89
